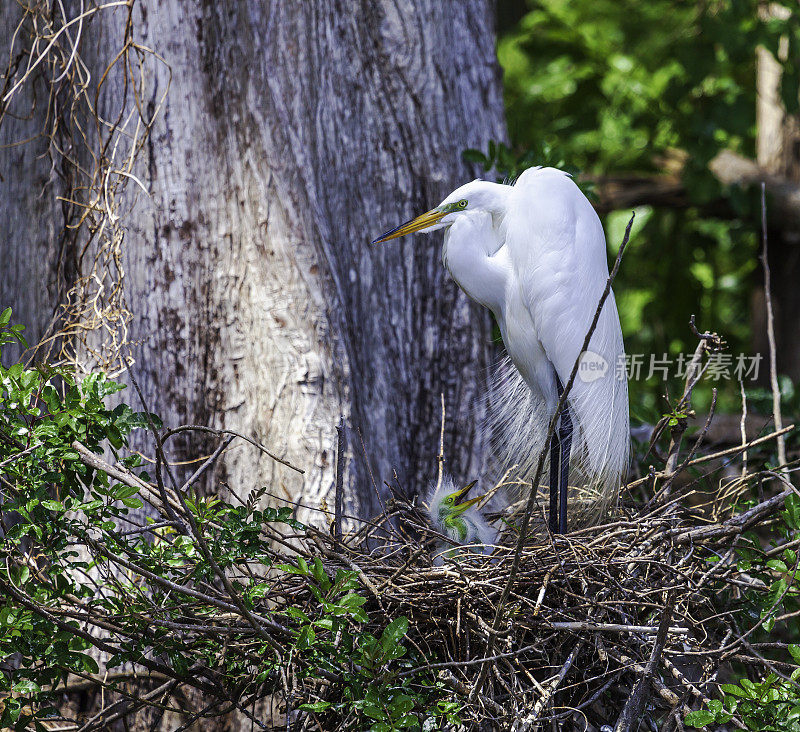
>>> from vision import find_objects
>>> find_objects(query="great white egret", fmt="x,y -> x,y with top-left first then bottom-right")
374,167 -> 629,534
426,476 -> 496,563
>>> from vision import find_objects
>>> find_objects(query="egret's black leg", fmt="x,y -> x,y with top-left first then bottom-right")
558,402 -> 573,534
548,430 -> 561,533
549,375 -> 566,534
549,375 -> 573,535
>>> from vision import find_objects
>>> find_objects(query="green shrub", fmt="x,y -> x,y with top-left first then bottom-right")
0,309 -> 460,731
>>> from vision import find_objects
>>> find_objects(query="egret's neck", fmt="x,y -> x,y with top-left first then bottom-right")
442,210 -> 510,317
440,509 -> 468,542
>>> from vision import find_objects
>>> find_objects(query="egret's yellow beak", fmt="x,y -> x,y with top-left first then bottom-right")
450,480 -> 485,515
372,207 -> 447,244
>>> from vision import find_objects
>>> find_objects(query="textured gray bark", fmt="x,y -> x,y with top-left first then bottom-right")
0,2 -> 66,363
0,1 -> 505,519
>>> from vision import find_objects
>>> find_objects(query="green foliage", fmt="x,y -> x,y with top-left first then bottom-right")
463,139 -> 579,181
731,493 -> 800,634
499,0 -> 798,177
0,310 -> 460,730
685,670 -> 800,730
0,307 -> 27,350
681,491 -> 800,730
285,559 -> 460,731
462,139 -> 596,199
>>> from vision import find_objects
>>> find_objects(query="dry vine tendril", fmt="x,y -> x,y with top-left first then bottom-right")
1,1 -> 169,374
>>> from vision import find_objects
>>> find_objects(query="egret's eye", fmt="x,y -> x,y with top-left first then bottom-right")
458,199 -> 468,209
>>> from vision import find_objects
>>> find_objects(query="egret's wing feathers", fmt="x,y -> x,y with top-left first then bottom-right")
489,169 -> 629,503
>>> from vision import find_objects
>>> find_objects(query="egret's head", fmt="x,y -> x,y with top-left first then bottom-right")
430,478 -> 485,518
372,180 -> 504,244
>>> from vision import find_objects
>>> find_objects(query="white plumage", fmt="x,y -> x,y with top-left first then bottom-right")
375,167 -> 629,529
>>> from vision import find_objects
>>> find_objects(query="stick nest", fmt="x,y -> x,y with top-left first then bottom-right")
277,470 -> 793,731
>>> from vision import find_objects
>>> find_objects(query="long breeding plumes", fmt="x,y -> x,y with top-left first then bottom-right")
375,166 -> 630,528
488,348 -> 628,512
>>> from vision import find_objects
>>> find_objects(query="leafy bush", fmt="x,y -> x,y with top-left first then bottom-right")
0,309 -> 460,731
680,491 -> 800,730
686,664 -> 800,731
499,0 -> 798,178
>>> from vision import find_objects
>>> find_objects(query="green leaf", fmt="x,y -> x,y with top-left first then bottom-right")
340,593 -> 367,608
74,653 -> 99,674
721,683 -> 749,698
107,424 -> 124,449
311,557 -> 330,589
12,680 -> 41,695
361,704 -> 385,721
298,702 -> 332,712
684,710 -> 715,727
168,651 -> 190,675
461,148 -> 488,165
296,626 -> 315,650
396,714 -> 420,728
389,694 -> 415,716
113,484 -> 140,500
785,494 -> 800,529
789,644 -> 800,665
107,654 -> 126,669
127,412 -> 163,430
285,607 -> 310,623
380,616 -> 409,652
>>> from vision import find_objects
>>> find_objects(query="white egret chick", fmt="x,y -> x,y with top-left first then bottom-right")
375,167 -> 629,534
427,477 -> 496,564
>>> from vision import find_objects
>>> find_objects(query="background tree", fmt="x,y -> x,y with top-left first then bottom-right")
755,3 -> 800,381
0,1 -> 506,516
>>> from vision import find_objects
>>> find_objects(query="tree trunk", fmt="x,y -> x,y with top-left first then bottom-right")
0,3 -> 68,365
755,11 -> 800,382
0,1 -> 505,519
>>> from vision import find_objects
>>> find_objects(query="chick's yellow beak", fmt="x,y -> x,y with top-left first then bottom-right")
451,494 -> 485,515
450,480 -> 485,515
451,479 -> 478,500
372,207 -> 447,244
